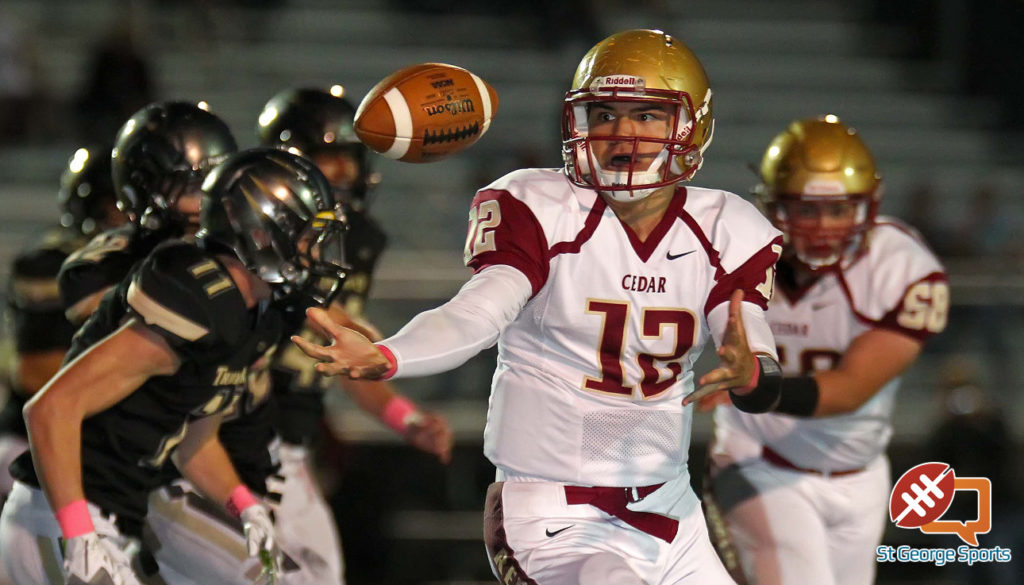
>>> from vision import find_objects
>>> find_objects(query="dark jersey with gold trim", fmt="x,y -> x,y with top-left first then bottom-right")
55,224 -> 278,496
58,224 -> 170,315
10,241 -> 283,537
270,208 -> 387,445
0,227 -> 87,437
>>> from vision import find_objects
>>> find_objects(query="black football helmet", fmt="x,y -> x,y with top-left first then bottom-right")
197,148 -> 349,305
256,87 -> 376,209
57,145 -> 123,236
112,101 -> 237,232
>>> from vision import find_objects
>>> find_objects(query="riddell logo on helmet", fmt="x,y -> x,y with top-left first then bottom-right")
802,179 -> 847,195
591,76 -> 645,89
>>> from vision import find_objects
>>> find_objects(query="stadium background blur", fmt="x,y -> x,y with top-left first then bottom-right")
1,1 -> 1022,583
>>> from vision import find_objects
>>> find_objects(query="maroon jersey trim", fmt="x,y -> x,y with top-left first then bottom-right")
679,203 -> 725,281
836,270 -> 948,341
467,190 -> 551,297
703,236 -> 784,317
548,194 -> 607,258
614,186 -> 689,263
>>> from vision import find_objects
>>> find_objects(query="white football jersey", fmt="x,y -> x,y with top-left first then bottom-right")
464,168 -> 782,487
714,218 -> 948,471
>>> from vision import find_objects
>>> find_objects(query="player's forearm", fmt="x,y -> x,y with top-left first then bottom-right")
175,435 -> 245,506
24,396 -> 86,510
341,377 -> 397,417
383,265 -> 530,377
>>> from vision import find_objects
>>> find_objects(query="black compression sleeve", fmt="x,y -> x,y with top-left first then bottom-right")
774,376 -> 820,417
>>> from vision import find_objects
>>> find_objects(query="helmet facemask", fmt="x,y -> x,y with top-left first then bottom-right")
221,201 -> 350,306
562,85 -> 707,202
199,148 -> 351,308
763,193 -> 875,271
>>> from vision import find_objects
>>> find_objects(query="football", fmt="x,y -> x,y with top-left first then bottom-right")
354,63 -> 499,163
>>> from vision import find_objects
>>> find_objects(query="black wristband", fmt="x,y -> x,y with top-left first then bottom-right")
774,376 -> 820,417
729,355 -> 783,413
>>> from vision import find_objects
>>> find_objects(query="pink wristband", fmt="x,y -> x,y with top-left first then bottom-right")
56,499 -> 94,539
375,344 -> 398,380
225,484 -> 259,517
381,396 -> 420,434
737,356 -> 761,392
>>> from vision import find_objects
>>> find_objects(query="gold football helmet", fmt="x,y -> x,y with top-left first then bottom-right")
755,115 -> 881,270
561,29 -> 714,201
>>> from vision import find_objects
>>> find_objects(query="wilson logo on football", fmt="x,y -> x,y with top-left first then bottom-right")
889,462 -> 992,546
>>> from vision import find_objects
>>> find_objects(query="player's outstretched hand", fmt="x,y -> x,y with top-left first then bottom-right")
405,412 -> 454,464
291,307 -> 391,379
684,290 -> 757,406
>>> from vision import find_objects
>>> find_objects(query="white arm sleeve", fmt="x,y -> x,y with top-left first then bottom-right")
382,264 -> 532,378
706,301 -> 778,360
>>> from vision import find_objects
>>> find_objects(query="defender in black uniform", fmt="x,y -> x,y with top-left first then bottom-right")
148,87 -> 453,585
59,101 -> 237,326
0,149 -> 349,585
0,146 -> 125,504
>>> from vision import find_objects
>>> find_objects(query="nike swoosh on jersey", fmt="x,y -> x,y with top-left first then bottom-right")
545,525 -> 574,537
666,250 -> 696,260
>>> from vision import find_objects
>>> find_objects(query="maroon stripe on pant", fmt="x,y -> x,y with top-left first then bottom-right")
484,482 -> 539,585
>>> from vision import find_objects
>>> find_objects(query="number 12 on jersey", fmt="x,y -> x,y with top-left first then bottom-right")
584,300 -> 697,398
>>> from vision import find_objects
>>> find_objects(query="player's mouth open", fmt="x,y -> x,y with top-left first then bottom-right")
606,154 -> 647,169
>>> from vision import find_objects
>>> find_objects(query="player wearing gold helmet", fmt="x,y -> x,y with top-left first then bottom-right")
291,30 -> 784,585
705,116 -> 948,585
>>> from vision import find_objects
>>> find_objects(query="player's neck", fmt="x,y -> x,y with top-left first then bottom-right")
217,254 -> 272,308
603,185 -> 675,242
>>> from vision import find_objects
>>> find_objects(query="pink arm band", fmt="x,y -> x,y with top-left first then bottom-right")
225,484 -> 259,517
381,396 -> 421,434
56,500 -> 94,539
375,344 -> 398,380
737,355 -> 761,392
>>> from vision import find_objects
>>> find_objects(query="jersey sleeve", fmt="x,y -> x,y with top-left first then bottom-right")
7,246 -> 77,352
463,189 -> 550,296
58,228 -> 136,312
125,243 -> 250,355
855,222 -> 949,342
692,191 -> 784,316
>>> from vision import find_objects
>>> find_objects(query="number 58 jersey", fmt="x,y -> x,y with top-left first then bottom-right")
714,219 -> 948,472
465,169 -> 782,487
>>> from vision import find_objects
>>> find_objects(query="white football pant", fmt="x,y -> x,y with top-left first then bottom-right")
485,473 -> 737,585
0,481 -> 141,585
711,455 -> 889,585
146,443 -> 343,585
0,435 -> 29,585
